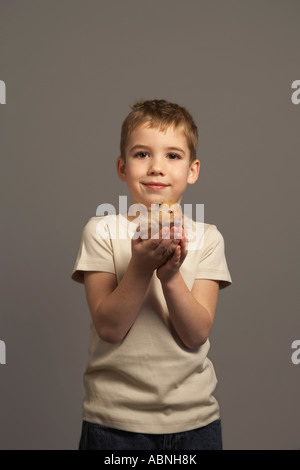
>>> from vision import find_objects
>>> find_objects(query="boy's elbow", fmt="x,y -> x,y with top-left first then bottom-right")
183,333 -> 210,350
185,338 -> 208,349
93,307 -> 126,344
96,325 -> 125,344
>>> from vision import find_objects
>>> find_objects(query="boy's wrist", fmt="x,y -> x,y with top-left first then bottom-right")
159,270 -> 181,289
128,258 -> 154,280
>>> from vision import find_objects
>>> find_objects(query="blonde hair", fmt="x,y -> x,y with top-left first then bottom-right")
120,99 -> 198,163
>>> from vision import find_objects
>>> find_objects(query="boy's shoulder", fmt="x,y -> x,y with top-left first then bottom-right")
183,216 -> 223,250
82,214 -> 134,243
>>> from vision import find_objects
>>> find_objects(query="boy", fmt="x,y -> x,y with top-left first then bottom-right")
71,99 -> 232,450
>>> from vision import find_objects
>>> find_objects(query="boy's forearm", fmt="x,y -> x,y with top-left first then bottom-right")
95,259 -> 152,343
161,273 -> 212,349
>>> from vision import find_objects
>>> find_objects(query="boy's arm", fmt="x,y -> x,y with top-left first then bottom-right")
84,264 -> 152,344
84,228 -> 179,343
157,228 -> 219,349
161,274 -> 219,349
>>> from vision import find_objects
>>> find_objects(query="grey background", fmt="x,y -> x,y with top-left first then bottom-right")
0,0 -> 299,450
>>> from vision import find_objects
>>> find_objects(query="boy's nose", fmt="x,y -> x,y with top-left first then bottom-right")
147,157 -> 166,176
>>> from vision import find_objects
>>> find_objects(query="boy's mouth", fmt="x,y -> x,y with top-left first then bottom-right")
143,182 -> 169,191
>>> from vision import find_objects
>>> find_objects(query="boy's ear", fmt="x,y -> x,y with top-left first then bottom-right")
116,156 -> 127,181
187,159 -> 200,185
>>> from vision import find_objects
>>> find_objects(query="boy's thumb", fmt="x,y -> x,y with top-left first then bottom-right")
131,224 -> 141,243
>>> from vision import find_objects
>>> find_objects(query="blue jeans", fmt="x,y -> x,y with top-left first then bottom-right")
79,419 -> 222,450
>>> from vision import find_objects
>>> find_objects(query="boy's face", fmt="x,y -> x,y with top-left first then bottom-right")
117,123 -> 200,208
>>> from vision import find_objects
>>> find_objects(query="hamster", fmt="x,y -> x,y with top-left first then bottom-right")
139,201 -> 184,239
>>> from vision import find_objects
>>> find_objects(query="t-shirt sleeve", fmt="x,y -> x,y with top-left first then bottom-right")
195,225 -> 232,289
71,217 -> 116,284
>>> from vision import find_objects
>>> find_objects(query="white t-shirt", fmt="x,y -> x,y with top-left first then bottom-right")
71,214 -> 232,434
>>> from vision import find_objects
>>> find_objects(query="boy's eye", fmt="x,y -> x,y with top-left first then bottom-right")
167,153 -> 181,160
133,151 -> 181,159
134,151 -> 149,158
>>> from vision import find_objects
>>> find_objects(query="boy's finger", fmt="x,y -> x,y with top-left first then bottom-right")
161,227 -> 170,239
172,226 -> 183,240
167,244 -> 181,262
173,245 -> 182,263
132,223 -> 142,241
132,232 -> 141,243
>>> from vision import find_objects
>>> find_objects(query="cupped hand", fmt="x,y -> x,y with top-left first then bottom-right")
156,226 -> 188,283
131,226 -> 180,276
